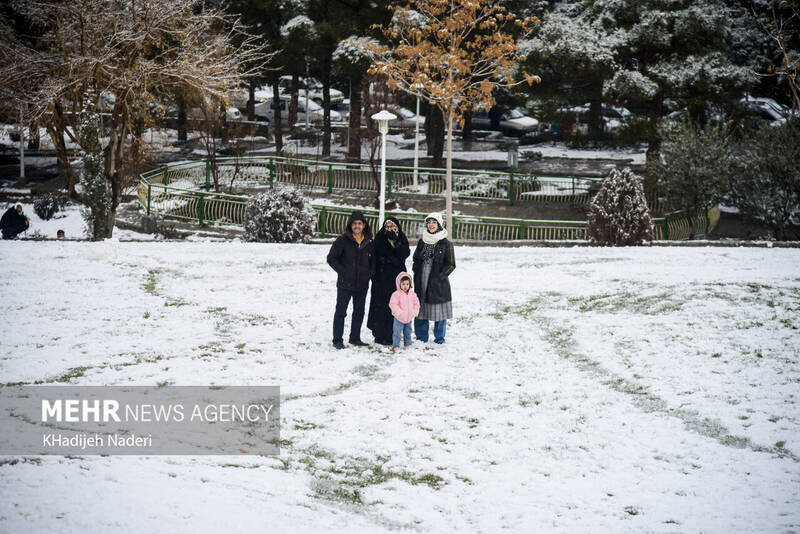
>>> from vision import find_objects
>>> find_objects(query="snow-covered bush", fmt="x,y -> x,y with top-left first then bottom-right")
243,186 -> 316,243
587,167 -> 654,246
33,193 -> 68,220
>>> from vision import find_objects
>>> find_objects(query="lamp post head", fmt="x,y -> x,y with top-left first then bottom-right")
371,109 -> 397,135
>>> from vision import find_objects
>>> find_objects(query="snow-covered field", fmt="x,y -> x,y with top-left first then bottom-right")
0,242 -> 798,532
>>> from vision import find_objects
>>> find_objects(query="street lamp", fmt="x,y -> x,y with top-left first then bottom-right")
371,109 -> 396,225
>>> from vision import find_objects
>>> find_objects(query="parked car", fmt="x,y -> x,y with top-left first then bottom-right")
740,95 -> 797,119
254,95 -> 342,124
331,99 -> 352,122
561,103 -> 632,134
739,100 -> 787,127
277,76 -> 345,105
390,106 -> 425,129
468,107 -> 539,136
187,106 -> 242,121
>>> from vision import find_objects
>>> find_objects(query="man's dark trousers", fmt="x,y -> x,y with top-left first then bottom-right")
333,288 -> 368,344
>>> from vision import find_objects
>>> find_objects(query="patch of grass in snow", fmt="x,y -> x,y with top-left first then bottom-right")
164,297 -> 190,307
624,506 -> 640,516
293,420 -> 319,430
352,364 -> 380,378
53,365 -> 92,383
567,291 -> 684,315
218,462 -> 261,469
518,394 -> 541,407
142,269 -> 161,295
0,457 -> 42,467
300,449 -> 448,507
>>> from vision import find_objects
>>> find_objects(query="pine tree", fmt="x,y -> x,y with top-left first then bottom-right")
729,122 -> 800,240
587,167 -> 654,246
650,122 -> 732,237
79,111 -> 111,240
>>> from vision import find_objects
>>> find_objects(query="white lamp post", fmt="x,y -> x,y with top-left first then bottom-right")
371,109 -> 396,225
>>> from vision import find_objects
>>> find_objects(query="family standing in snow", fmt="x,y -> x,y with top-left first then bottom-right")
327,211 -> 455,350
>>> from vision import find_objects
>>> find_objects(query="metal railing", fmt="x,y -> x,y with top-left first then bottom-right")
138,156 -> 604,205
137,158 -> 719,241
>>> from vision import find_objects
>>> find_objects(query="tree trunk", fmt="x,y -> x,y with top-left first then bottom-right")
688,99 -> 706,129
588,86 -> 603,140
28,124 -> 40,150
322,55 -> 332,157
461,109 -> 473,142
347,74 -> 363,162
177,97 -> 187,142
272,80 -> 283,153
289,73 -> 299,127
48,106 -> 78,198
247,82 -> 255,121
445,108 -> 454,234
645,97 -> 664,171
425,112 -> 433,157
430,108 -> 444,168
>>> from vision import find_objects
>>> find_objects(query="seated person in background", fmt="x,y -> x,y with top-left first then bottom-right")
0,204 -> 30,240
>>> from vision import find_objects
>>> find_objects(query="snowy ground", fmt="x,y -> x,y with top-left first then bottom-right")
0,242 -> 798,533
0,198 -> 155,241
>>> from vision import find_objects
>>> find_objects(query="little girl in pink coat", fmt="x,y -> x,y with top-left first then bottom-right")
388,272 -> 420,352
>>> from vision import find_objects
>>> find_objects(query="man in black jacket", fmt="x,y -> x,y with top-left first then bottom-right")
1,204 -> 30,240
326,211 -> 375,349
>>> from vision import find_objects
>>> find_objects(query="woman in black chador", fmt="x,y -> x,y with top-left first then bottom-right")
367,217 -> 410,345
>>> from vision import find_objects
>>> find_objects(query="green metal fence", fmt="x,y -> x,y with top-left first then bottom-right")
137,158 -> 719,241
138,156 -> 604,206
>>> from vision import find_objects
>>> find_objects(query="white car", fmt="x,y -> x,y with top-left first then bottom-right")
391,106 -> 425,129
740,95 -> 797,118
468,107 -> 539,136
254,95 -> 342,125
278,76 -> 345,105
187,106 -> 242,122
231,86 -> 274,110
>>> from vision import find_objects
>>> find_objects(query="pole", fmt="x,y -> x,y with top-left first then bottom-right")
379,130 -> 387,225
18,106 -> 25,184
413,96 -> 420,187
304,61 -> 310,130
445,108 -> 453,233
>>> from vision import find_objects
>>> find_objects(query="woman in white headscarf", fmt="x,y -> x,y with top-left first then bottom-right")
412,213 -> 455,344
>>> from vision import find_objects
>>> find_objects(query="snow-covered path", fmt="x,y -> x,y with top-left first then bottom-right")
0,242 -> 798,532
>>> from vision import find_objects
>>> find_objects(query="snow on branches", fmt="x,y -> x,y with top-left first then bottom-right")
243,186 -> 316,243
587,168 -> 654,246
368,0 -> 540,114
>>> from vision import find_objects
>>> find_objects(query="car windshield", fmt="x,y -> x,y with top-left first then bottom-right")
506,108 -> 525,119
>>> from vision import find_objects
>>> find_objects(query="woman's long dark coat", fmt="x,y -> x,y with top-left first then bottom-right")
367,218 -> 410,343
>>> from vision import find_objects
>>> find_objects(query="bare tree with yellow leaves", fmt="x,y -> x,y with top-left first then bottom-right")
369,0 -> 540,231
0,0 -> 271,238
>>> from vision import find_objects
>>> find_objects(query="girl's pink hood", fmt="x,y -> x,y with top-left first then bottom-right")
395,271 -> 413,290
389,271 -> 420,324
